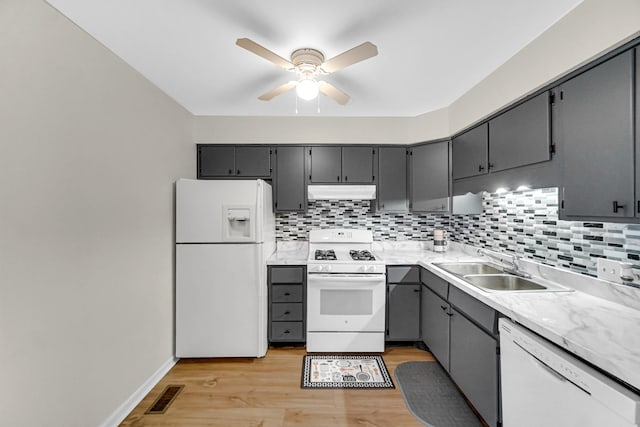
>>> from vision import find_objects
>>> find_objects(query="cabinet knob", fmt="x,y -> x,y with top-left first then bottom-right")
284,311 -> 291,315
299,203 -> 302,209
488,163 -> 495,170
284,292 -> 290,296
228,169 -> 233,175
440,305 -> 447,311
413,289 -> 420,293
283,330 -> 290,334
613,201 -> 625,213
337,175 -> 340,182
237,169 -> 240,175
478,165 -> 485,172
344,176 -> 348,182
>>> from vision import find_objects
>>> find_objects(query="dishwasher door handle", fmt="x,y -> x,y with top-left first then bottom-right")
515,341 -> 590,395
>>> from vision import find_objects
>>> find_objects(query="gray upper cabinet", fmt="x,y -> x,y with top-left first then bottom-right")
198,145 -> 235,177
377,146 -> 408,212
235,146 -> 271,177
274,146 -> 305,212
635,48 -> 640,216
309,146 -> 342,183
410,140 -> 450,212
342,146 -> 375,183
488,91 -> 551,172
309,146 -> 375,184
198,145 -> 271,179
559,50 -> 635,219
452,124 -> 488,180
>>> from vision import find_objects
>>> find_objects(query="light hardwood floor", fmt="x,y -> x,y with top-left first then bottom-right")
120,346 -> 439,427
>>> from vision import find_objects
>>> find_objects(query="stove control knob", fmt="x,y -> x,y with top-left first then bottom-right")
325,265 -> 332,272
359,265 -> 366,273
367,265 -> 376,273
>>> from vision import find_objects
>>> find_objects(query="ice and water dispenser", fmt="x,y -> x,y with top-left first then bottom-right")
222,205 -> 255,241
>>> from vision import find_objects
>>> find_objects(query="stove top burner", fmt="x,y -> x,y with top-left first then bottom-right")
315,249 -> 337,261
350,250 -> 376,261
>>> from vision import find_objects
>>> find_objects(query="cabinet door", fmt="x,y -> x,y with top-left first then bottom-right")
489,91 -> 551,172
387,284 -> 421,341
235,146 -> 271,177
274,146 -> 306,211
378,146 -> 408,211
342,146 -> 375,183
411,141 -> 450,212
635,48 -> 640,215
452,124 -> 488,180
198,145 -> 235,177
560,50 -> 634,219
309,146 -> 341,183
420,285 -> 450,371
449,309 -> 498,427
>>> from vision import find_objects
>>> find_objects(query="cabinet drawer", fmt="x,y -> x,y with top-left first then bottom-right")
270,267 -> 304,283
448,286 -> 498,335
271,322 -> 304,341
271,284 -> 303,302
387,266 -> 420,283
421,268 -> 449,299
271,303 -> 303,321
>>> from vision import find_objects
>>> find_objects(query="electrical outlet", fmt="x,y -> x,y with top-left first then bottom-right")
597,258 -> 634,284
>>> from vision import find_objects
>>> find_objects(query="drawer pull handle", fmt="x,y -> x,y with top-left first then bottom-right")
284,330 -> 290,334
284,311 -> 290,315
284,292 -> 290,296
413,289 -> 420,293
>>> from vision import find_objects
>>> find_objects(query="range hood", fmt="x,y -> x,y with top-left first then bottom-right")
308,185 -> 376,200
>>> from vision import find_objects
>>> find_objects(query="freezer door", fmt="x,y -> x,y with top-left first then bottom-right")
176,243 -> 267,357
176,178 -> 259,243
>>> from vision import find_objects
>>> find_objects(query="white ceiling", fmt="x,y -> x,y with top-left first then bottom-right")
46,0 -> 582,117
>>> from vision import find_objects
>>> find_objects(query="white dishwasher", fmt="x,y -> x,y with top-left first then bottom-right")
499,318 -> 640,427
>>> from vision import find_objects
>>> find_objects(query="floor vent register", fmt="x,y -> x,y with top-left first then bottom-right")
145,384 -> 184,414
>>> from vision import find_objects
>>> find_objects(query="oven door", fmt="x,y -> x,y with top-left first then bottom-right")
307,273 -> 386,332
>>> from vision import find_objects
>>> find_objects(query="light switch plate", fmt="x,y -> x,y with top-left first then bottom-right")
596,258 -> 633,284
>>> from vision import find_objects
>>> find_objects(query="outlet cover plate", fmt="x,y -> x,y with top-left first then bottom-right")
597,258 -> 626,284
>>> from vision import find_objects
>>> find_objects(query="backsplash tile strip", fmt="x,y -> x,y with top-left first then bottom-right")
275,188 -> 640,285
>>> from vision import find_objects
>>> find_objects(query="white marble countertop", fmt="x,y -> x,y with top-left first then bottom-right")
267,241 -> 640,391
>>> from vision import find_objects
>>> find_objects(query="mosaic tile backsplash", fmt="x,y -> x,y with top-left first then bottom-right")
275,188 -> 640,279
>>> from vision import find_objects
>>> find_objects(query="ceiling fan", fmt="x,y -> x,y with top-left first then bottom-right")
236,38 -> 378,105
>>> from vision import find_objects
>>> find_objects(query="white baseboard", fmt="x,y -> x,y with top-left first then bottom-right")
98,356 -> 178,427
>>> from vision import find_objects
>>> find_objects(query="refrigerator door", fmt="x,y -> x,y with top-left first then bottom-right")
176,178 -> 261,243
176,243 -> 267,357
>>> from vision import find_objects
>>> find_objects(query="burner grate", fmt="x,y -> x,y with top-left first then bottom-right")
350,250 -> 376,261
315,249 -> 337,261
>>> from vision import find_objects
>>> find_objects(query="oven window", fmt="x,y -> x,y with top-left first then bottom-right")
320,289 -> 373,315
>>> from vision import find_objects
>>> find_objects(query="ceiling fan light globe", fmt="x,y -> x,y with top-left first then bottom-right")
296,79 -> 319,101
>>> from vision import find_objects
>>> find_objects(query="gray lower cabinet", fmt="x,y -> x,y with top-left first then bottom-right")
452,124 -> 488,180
420,284 -> 450,371
488,91 -> 551,172
559,49 -> 635,219
274,146 -> 306,211
420,267 -> 500,427
386,266 -> 421,341
377,146 -> 409,212
449,308 -> 499,427
268,266 -> 306,343
410,140 -> 450,212
197,145 -> 272,178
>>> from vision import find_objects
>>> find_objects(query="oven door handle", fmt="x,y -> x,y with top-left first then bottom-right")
308,274 -> 385,281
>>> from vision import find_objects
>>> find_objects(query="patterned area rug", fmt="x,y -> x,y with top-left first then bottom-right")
301,355 -> 394,389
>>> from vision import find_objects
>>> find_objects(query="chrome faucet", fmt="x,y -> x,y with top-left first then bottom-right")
477,248 -> 531,278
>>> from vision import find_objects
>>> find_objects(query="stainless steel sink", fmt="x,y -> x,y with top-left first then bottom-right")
463,274 -> 547,291
433,262 -> 503,276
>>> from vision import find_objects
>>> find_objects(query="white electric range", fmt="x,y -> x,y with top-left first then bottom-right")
306,229 -> 386,352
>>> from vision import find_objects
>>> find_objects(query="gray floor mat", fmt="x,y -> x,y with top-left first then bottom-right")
395,361 -> 483,427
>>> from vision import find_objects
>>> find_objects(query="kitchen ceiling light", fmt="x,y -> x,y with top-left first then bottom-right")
296,78 -> 319,101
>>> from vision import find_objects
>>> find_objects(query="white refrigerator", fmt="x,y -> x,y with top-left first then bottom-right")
175,178 -> 275,358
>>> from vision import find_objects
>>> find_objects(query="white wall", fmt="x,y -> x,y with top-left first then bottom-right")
448,0 -> 640,133
0,1 -> 193,426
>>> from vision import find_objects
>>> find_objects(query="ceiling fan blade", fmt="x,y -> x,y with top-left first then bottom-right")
258,81 -> 297,101
318,81 -> 350,105
321,42 -> 378,73
236,38 -> 294,69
